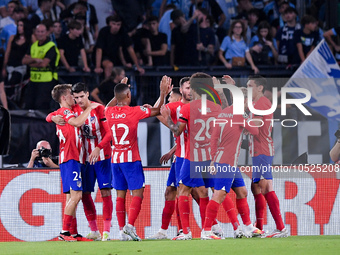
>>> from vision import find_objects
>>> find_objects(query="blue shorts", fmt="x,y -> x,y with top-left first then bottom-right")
60,160 -> 83,193
82,159 -> 112,192
111,161 -> 145,190
174,157 -> 184,186
252,155 -> 274,183
167,162 -> 177,187
199,160 -> 214,188
213,163 -> 243,192
178,159 -> 205,188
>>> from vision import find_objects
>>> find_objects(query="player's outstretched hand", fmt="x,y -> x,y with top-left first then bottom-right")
222,75 -> 235,85
160,151 -> 173,164
143,104 -> 152,109
89,147 -> 100,165
160,105 -> 170,118
52,115 -> 66,125
121,77 -> 128,84
160,75 -> 171,94
90,102 -> 101,109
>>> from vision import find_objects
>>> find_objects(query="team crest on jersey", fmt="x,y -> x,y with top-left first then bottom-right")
243,112 -> 249,119
77,180 -> 82,188
140,106 -> 147,112
90,116 -> 96,123
64,109 -> 70,115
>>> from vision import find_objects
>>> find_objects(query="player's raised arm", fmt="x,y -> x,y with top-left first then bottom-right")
160,105 -> 186,137
68,102 -> 101,127
149,75 -> 172,117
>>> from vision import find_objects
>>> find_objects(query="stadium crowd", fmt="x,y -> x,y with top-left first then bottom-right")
0,0 -> 336,111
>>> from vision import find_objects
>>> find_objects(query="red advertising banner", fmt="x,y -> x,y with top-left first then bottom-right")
0,166 -> 339,241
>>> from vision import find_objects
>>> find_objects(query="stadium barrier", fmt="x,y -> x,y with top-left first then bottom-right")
0,166 -> 339,241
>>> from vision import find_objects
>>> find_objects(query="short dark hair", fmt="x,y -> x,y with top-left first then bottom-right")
147,15 -> 159,23
190,72 -> 216,100
72,82 -> 88,94
114,83 -> 129,100
74,13 -> 86,21
301,15 -> 317,26
248,75 -> 267,92
179,77 -> 190,87
51,84 -> 72,103
106,14 -> 122,25
38,0 -> 51,7
68,20 -> 82,30
170,9 -> 184,21
171,87 -> 182,96
13,6 -> 24,13
284,7 -> 298,16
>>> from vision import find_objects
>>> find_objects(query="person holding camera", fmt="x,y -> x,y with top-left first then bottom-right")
27,140 -> 58,168
330,131 -> 340,163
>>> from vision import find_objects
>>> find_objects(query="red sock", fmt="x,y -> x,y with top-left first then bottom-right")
204,200 -> 220,231
103,196 -> 113,232
254,193 -> 266,230
116,197 -> 126,230
62,214 -> 73,232
175,197 -> 182,230
128,196 -> 143,226
199,197 -> 209,227
82,193 -> 97,222
236,198 -> 251,226
69,217 -> 77,235
222,195 -> 239,230
265,191 -> 285,231
178,196 -> 190,234
161,200 -> 175,230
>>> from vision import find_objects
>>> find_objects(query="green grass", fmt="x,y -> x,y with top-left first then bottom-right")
1,236 -> 339,255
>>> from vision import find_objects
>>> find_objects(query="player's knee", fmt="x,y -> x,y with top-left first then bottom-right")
164,186 -> 176,200
100,188 -> 111,197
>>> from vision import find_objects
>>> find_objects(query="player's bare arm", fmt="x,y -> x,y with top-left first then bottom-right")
161,105 -> 186,137
68,102 -> 100,127
160,144 -> 177,164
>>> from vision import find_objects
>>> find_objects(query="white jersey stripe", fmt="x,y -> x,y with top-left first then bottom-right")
119,152 -> 124,163
194,148 -> 199,161
128,150 -> 132,162
201,148 -> 207,161
113,152 -> 118,163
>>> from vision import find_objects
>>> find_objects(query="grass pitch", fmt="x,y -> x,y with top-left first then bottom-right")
1,236 -> 339,255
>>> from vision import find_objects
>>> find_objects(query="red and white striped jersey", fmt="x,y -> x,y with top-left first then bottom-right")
211,106 -> 259,166
179,99 -> 221,161
73,103 -> 112,162
166,101 -> 186,158
249,96 -> 275,157
105,105 -> 151,163
54,107 -> 84,164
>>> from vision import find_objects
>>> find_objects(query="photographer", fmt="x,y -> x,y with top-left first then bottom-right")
27,140 -> 58,168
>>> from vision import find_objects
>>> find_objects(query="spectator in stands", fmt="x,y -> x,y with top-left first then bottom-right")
0,81 -> 8,109
271,1 -> 290,33
275,7 -> 301,65
264,0 -> 295,24
69,0 -> 98,40
50,0 -> 65,22
90,67 -> 125,105
323,26 -> 340,63
295,15 -> 319,64
30,0 -> 53,29
247,8 -> 260,37
0,0 -> 19,32
51,20 -> 62,46
27,140 -> 58,168
74,13 -> 94,66
94,14 -> 144,78
0,6 -> 25,51
27,0 -> 39,14
22,23 -> 60,110
330,136 -> 340,163
142,16 -> 168,66
218,20 -> 259,73
0,0 -> 26,18
158,4 -> 177,51
58,20 -> 90,73
249,20 -> 278,65
2,18 -> 32,85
